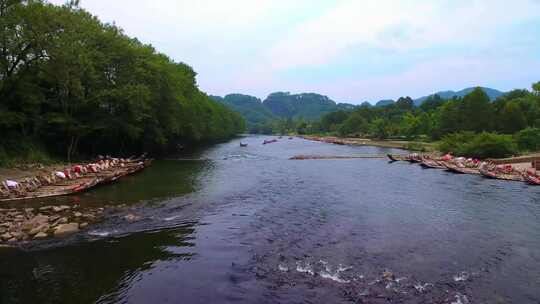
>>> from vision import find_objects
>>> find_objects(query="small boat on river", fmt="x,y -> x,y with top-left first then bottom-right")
263,139 -> 278,145
240,142 -> 248,147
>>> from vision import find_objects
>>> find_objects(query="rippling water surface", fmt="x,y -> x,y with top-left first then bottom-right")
1,136 -> 540,303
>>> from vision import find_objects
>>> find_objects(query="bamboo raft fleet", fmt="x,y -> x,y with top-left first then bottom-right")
387,153 -> 540,185
0,156 -> 153,202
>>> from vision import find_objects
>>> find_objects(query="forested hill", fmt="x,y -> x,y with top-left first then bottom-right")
0,1 -> 245,164
373,87 -> 506,108
215,87 -> 505,132
210,94 -> 275,128
263,92 -> 355,119
212,92 -> 355,132
413,87 -> 505,106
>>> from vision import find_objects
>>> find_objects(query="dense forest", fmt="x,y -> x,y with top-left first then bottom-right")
287,85 -> 540,158
214,87 -> 506,135
0,0 -> 245,164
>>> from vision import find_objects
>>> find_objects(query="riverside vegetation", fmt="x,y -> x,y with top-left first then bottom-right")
0,0 -> 245,166
253,85 -> 540,159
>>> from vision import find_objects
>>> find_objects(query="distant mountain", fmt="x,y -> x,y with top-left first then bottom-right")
215,86 -> 506,129
375,99 -> 395,107
263,92 -> 352,120
337,103 -> 358,110
210,94 -> 275,127
214,92 -> 358,132
413,87 -> 505,106
360,101 -> 373,107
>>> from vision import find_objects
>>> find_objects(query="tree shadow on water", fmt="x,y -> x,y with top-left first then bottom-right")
0,224 -> 196,304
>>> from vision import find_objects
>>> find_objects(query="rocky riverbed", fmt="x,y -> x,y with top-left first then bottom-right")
0,204 -> 130,246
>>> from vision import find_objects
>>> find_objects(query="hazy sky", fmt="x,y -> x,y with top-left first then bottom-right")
50,0 -> 540,103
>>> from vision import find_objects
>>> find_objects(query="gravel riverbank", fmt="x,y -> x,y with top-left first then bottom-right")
0,204 -> 139,247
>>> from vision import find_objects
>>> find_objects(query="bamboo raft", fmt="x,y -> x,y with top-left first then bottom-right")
387,153 -> 538,185
479,167 -> 525,182
0,158 -> 152,202
524,171 -> 540,185
420,159 -> 446,169
443,163 -> 480,175
387,154 -> 408,162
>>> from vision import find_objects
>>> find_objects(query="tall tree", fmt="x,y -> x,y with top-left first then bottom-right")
461,87 -> 493,132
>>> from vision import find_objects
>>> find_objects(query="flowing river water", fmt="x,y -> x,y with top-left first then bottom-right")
1,136 -> 540,303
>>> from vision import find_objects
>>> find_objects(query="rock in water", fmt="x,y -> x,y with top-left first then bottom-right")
383,270 -> 395,281
54,223 -> 79,236
1,232 -> 13,241
124,214 -> 141,222
29,224 -> 50,236
34,232 -> 48,239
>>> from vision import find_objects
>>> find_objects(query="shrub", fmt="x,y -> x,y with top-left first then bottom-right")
515,127 -> 540,152
437,132 -> 476,154
459,133 -> 517,159
438,132 -> 517,159
404,142 -> 427,152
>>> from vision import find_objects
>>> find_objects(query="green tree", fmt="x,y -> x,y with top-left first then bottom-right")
400,112 -> 421,139
370,118 -> 389,139
338,112 -> 369,136
461,87 -> 494,132
436,100 -> 461,136
0,1 -> 245,163
532,81 -> 540,96
515,127 -> 540,151
497,101 -> 526,134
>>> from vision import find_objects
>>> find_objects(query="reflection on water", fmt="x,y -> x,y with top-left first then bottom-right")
1,160 -> 206,210
1,225 -> 195,304
1,135 -> 540,303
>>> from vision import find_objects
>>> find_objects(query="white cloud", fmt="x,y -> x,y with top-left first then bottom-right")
265,0 -> 540,70
47,0 -> 540,102
316,55 -> 540,102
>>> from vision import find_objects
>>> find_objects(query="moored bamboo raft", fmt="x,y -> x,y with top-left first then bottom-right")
443,162 -> 481,175
387,154 -> 408,162
479,166 -> 524,182
0,157 -> 152,202
523,170 -> 540,185
387,152 -> 538,185
419,158 -> 446,169
406,153 -> 422,163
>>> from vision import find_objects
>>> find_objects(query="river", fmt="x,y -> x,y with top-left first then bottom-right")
1,136 -> 540,303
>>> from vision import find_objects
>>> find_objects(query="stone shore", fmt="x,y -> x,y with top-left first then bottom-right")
0,204 -> 128,246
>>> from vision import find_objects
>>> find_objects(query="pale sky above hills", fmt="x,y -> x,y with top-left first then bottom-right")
49,0 -> 540,103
